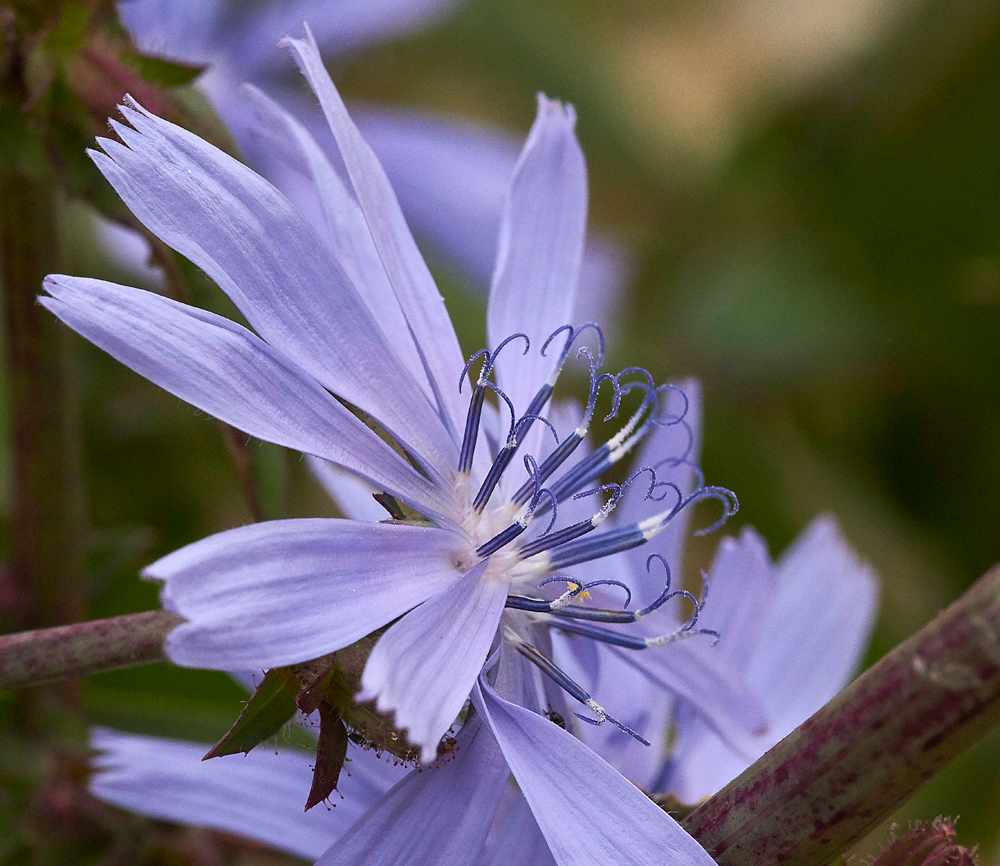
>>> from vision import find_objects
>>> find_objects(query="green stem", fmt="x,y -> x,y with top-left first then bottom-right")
0,171 -> 87,636
0,609 -> 182,690
682,563 -> 1000,866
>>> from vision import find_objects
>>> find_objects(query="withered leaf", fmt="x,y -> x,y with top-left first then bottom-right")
304,702 -> 349,811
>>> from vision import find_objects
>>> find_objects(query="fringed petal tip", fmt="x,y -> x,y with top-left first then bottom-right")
535,92 -> 577,127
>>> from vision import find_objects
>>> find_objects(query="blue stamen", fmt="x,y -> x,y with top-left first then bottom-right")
505,577 -> 633,614
549,564 -> 717,647
511,352 -> 620,507
544,524 -> 647,571
470,324 -> 609,513
458,385 -> 486,474
517,470 -> 654,560
475,523 -> 526,558
457,335 -> 528,474
572,711 -> 649,745
541,322 -> 606,369
508,557 -> 684,623
473,411 -> 554,513
552,617 -> 719,651
509,634 -> 649,745
538,371 -> 661,509
538,575 -> 633,608
516,480 -> 622,558
551,575 -> 690,625
505,579 -> 589,613
475,456 -> 555,557
540,485 -> 738,571
649,381 -> 690,427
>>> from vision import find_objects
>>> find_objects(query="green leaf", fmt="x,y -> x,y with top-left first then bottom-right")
203,667 -> 299,759
119,51 -> 206,87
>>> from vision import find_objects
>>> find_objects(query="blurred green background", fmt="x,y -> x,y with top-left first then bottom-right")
2,0 -> 999,862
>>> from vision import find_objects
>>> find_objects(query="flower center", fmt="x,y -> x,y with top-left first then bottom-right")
446,324 -> 738,743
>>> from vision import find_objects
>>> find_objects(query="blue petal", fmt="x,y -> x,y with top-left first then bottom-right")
91,98 -> 458,483
90,728 -> 404,860
146,519 -> 463,670
306,455 -> 387,522
238,0 -> 465,66
282,27 -> 468,443
666,517 -> 879,801
354,107 -> 628,333
41,275 -> 456,522
473,673 -> 718,866
316,717 -> 510,866
244,85 -> 436,407
117,0 -> 226,64
561,641 -> 676,792
583,527 -> 772,791
479,783 -> 557,866
603,641 -> 767,761
487,95 -> 588,418
359,560 -> 509,762
753,514 -> 879,733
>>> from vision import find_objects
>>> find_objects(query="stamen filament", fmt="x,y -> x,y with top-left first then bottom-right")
475,456 -> 556,557
507,633 -> 649,745
505,577 -> 631,614
511,353 -> 619,507
474,325 -> 606,513
458,384 -> 486,474
458,335 -> 528,475
534,485 -> 738,572
552,617 -> 719,650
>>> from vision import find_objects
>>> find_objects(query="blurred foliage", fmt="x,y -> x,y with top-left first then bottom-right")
1,0 -> 1000,862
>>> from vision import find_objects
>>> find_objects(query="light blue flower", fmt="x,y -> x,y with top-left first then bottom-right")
655,514 -> 879,801
44,26 -> 754,770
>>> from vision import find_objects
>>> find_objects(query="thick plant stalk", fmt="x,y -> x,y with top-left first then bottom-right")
0,609 -> 182,689
682,563 -> 1000,866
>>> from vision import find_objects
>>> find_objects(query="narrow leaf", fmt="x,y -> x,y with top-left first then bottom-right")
203,667 -> 299,759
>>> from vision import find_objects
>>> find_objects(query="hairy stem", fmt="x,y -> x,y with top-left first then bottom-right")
683,563 -> 1000,866
0,609 -> 183,690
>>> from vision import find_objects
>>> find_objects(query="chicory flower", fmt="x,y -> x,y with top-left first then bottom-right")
43,26 -> 750,767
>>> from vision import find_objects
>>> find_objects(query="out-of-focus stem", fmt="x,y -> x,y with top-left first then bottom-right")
144,234 -> 264,522
683,563 -> 1000,866
0,172 -> 87,639
0,609 -> 182,690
